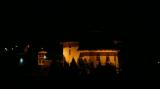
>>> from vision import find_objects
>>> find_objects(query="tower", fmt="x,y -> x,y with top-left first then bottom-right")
38,50 -> 47,66
61,42 -> 80,65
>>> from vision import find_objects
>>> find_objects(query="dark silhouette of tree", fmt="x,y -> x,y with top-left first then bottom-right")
78,57 -> 90,79
61,56 -> 70,79
78,57 -> 85,67
48,59 -> 62,80
1,50 -> 17,79
105,56 -> 117,80
23,46 -> 37,74
62,55 -> 68,67
70,58 -> 78,68
104,63 -> 117,80
69,57 -> 79,79
88,61 -> 95,79
62,57 -> 69,68
94,59 -> 103,79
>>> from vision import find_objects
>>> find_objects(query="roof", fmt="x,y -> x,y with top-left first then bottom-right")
78,41 -> 118,50
79,51 -> 118,56
79,50 -> 118,52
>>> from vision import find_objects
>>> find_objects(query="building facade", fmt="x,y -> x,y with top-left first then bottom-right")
38,50 -> 52,67
61,42 -> 119,70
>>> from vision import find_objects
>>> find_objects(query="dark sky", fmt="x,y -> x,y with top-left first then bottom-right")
1,1 -> 159,41
35,0 -> 128,39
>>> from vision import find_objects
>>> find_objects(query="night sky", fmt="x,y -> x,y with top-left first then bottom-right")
1,1 -> 159,45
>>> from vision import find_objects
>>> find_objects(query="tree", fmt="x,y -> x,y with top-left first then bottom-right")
69,58 -> 79,79
78,57 -> 85,67
105,62 -> 117,80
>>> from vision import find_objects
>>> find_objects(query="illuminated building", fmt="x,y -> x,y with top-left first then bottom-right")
61,42 -> 119,71
38,50 -> 52,67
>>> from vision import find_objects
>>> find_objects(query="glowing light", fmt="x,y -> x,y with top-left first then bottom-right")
79,50 -> 118,52
113,40 -> 118,44
27,44 -> 30,48
15,45 -> 18,48
20,58 -> 24,64
44,55 -> 47,59
4,48 -> 8,51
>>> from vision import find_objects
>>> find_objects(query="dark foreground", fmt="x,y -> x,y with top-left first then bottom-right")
1,66 -> 159,89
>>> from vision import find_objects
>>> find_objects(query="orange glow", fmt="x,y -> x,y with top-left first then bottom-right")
38,51 -> 51,66
62,42 -> 119,69
79,50 -> 118,52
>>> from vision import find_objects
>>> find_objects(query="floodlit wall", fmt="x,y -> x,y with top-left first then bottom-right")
100,56 -> 106,66
80,55 -> 119,68
63,46 -> 80,64
62,42 -> 80,64
62,42 -> 119,68
38,51 -> 51,66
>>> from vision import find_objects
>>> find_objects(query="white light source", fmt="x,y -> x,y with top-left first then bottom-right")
20,58 -> 24,64
4,48 -> 8,51
44,55 -> 47,59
